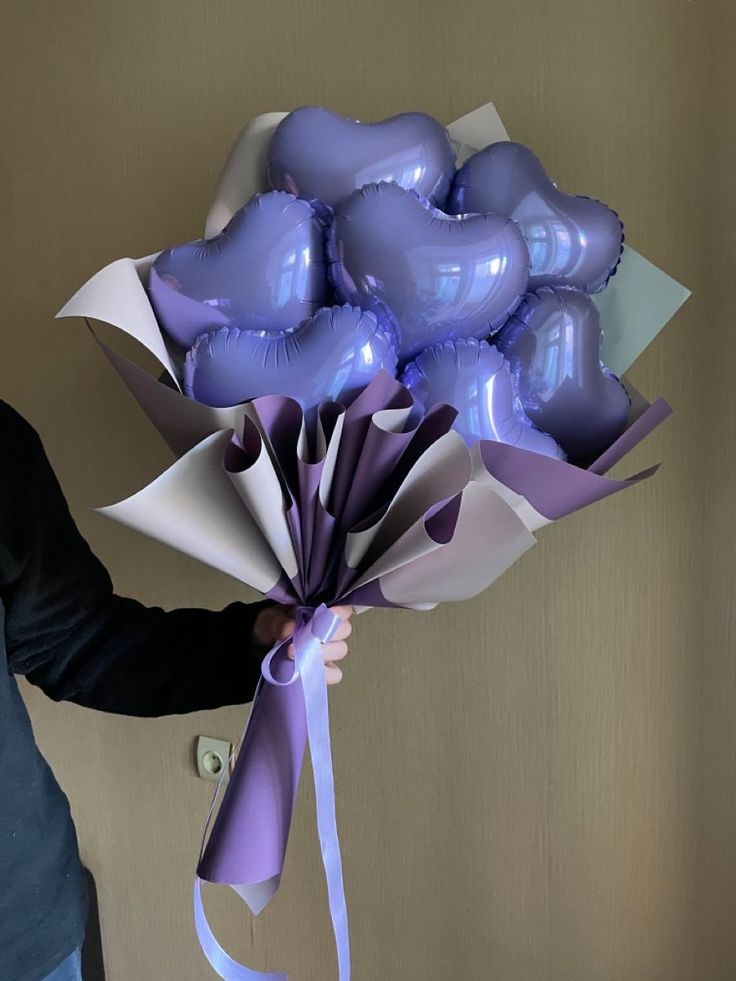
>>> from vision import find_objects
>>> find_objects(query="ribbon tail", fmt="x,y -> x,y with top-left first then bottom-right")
194,878 -> 286,981
295,607 -> 352,981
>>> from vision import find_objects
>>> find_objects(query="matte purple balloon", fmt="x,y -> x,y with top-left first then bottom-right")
184,305 -> 397,415
495,287 -> 630,461
267,106 -> 456,210
401,338 -> 565,459
328,181 -> 530,364
449,142 -> 623,294
148,191 -> 329,348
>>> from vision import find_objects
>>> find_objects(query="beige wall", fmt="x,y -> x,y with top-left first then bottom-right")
1,1 -> 732,979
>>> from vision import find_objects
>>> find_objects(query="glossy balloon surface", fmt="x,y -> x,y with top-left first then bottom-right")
329,181 -> 530,363
184,305 -> 397,414
149,191 -> 329,348
268,106 -> 456,210
449,142 -> 623,293
495,287 -> 630,461
401,337 -> 565,458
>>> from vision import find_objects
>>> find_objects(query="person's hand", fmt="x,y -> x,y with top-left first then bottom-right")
253,605 -> 353,685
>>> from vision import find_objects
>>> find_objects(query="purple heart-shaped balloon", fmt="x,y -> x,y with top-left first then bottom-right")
449,142 -> 623,294
495,287 -> 630,461
184,304 -> 397,416
328,181 -> 530,364
401,338 -> 565,459
148,191 -> 329,348
267,106 -> 456,210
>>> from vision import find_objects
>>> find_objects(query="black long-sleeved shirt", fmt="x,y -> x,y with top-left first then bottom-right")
0,400 -> 267,980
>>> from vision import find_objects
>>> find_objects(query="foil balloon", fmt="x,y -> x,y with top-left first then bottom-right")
495,287 -> 630,461
449,142 -> 623,294
148,191 -> 329,348
184,304 -> 397,416
401,337 -> 565,459
267,106 -> 456,210
328,181 -> 530,363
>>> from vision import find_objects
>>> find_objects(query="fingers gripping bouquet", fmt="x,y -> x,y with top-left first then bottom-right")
59,103 -> 689,980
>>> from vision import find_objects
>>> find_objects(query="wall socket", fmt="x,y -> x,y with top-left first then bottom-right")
195,735 -> 232,782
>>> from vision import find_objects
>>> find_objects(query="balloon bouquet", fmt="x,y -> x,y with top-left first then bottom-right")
151,106 -> 626,463
59,104 -> 687,981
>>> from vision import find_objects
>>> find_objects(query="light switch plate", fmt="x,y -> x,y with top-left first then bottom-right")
195,735 -> 232,782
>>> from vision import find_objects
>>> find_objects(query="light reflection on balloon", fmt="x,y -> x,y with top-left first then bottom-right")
268,107 -> 456,210
401,337 -> 565,458
449,142 -> 623,293
328,181 -> 530,363
184,305 -> 397,419
148,191 -> 329,348
495,287 -> 630,461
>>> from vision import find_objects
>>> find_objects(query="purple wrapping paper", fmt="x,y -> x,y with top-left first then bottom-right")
478,398 -> 672,522
181,374 -> 671,945
90,367 -> 672,981
197,668 -> 306,899
59,271 -> 675,981
196,605 -> 347,981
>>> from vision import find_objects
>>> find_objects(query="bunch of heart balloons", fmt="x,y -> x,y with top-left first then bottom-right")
148,106 -> 631,464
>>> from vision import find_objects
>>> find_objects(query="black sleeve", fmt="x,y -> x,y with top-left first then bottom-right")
0,401 -> 270,717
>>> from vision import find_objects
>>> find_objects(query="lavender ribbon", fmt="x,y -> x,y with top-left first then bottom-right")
194,605 -> 349,980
